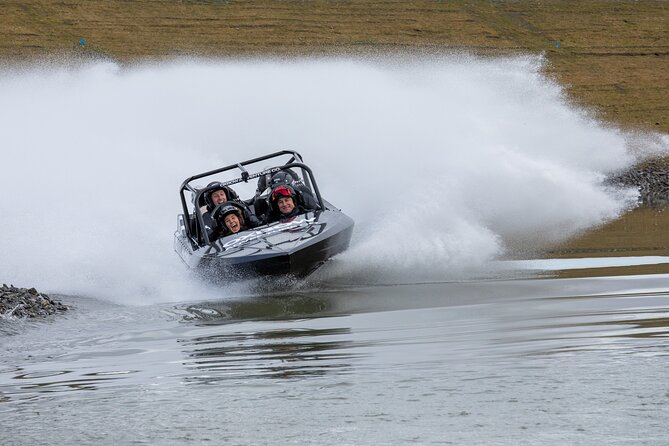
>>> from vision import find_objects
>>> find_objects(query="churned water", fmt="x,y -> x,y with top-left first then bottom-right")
1,55 -> 669,444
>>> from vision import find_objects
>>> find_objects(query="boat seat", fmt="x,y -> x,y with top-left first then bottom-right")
254,195 -> 270,221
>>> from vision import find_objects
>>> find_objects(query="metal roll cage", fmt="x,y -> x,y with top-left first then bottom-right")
178,150 -> 325,246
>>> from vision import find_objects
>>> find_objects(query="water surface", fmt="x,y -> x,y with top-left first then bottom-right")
2,261 -> 669,444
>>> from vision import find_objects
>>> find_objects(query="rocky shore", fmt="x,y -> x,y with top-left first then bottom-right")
609,158 -> 669,207
0,284 -> 68,319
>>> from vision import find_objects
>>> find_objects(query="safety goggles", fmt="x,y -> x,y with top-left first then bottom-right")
271,186 -> 293,201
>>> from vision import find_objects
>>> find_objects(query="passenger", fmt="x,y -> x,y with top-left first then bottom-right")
255,169 -> 275,196
266,185 -> 317,224
223,211 -> 244,234
198,184 -> 233,240
201,183 -> 239,213
214,204 -> 247,235
212,202 -> 260,237
256,168 -> 302,195
267,169 -> 298,190
208,188 -> 228,208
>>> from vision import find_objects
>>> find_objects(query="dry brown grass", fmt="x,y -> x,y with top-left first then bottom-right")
546,206 -> 669,263
1,0 -> 667,133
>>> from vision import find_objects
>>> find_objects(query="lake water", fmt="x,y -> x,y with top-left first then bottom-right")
1,56 -> 669,444
2,207 -> 669,445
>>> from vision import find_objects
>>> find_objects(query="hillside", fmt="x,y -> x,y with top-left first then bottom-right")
1,0 -> 667,133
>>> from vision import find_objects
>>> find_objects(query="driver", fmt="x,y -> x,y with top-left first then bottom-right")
265,185 -> 317,224
268,170 -> 319,210
255,169 -> 320,222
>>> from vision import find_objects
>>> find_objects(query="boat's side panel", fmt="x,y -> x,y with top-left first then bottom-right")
287,219 -> 354,276
177,209 -> 354,281
174,214 -> 201,269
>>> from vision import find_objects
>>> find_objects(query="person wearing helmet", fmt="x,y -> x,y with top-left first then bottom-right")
211,201 -> 261,239
254,169 -> 296,222
195,182 -> 253,243
255,171 -> 274,196
268,170 -> 298,190
208,189 -> 228,207
214,204 -> 246,235
257,169 -> 319,221
255,168 -> 300,194
265,184 -> 318,224
202,183 -> 239,212
273,186 -> 297,215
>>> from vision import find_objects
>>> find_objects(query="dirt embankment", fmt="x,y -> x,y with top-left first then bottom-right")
1,1 -> 667,134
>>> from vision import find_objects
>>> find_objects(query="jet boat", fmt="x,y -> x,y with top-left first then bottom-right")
174,150 -> 354,281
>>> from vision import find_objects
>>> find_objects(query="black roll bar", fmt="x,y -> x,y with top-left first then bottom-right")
179,150 -> 325,246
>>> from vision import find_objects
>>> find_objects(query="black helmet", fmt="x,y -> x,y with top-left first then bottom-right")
204,183 -> 238,209
213,203 -> 244,225
256,172 -> 273,194
269,170 -> 299,189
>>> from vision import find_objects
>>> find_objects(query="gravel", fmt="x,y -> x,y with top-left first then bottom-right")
0,284 -> 68,319
608,157 -> 669,207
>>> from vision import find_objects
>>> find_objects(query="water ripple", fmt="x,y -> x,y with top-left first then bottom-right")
180,327 -> 368,382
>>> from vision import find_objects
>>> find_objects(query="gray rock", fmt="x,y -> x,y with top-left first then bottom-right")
0,284 -> 68,319
607,157 -> 669,207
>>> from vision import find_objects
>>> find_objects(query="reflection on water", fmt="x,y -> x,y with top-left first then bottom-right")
0,367 -> 136,402
2,275 -> 669,404
172,275 -> 669,385
181,294 -> 335,323
2,274 -> 669,445
179,327 -> 365,382
496,294 -> 669,357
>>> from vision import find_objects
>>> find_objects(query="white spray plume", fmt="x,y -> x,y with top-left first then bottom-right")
0,54 -> 661,302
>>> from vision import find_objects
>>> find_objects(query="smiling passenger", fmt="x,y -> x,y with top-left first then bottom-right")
213,203 -> 254,236
265,185 -> 317,223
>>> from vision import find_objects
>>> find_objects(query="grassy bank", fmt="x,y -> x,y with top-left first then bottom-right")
1,0 -> 667,133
